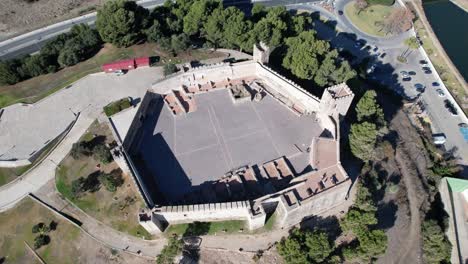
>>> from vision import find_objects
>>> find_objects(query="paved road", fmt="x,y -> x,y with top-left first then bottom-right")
0,0 -> 165,60
0,0 -> 320,60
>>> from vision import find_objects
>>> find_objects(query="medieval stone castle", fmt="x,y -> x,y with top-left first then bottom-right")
108,44 -> 355,234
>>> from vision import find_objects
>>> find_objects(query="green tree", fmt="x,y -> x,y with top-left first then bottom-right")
277,235 -> 308,264
157,235 -> 183,264
283,31 -> 327,79
96,0 -> 149,47
422,220 -> 451,264
251,3 -> 267,23
146,20 -> 164,42
349,122 -> 378,162
291,14 -> 311,35
32,223 -> 50,234
93,144 -> 112,164
99,171 -> 124,192
171,33 -> 190,54
355,90 -> 385,127
402,36 -> 420,58
183,0 -> 220,36
163,63 -> 178,76
203,8 -> 225,48
0,60 -> 21,85
221,7 -> 252,50
34,234 -> 50,249
58,45 -> 81,67
304,231 -> 334,263
340,208 -> 377,235
251,6 -> 290,47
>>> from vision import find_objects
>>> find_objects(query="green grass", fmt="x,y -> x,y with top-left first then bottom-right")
165,220 -> 246,237
344,3 -> 394,37
103,98 -> 132,117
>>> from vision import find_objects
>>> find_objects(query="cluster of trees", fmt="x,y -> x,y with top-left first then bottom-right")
71,169 -> 124,197
70,138 -> 112,164
422,219 -> 451,264
0,24 -> 102,85
282,31 -> 356,87
349,90 -> 386,162
31,221 -> 57,249
95,0 -> 355,87
277,228 -> 336,263
340,183 -> 387,263
379,7 -> 414,35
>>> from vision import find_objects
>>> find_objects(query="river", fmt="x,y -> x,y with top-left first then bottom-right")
423,0 -> 468,81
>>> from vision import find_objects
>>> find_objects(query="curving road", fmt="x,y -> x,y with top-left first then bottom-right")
0,0 -> 319,60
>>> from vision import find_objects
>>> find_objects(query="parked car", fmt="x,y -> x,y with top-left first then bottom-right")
436,89 -> 445,97
402,77 -> 412,82
432,82 -> 440,87
432,133 -> 446,145
338,10 -> 343,15
424,69 -> 432,74
419,60 -> 428,65
414,83 -> 425,92
444,99 -> 458,116
408,71 -> 416,76
400,70 -> 409,78
114,70 -> 126,76
459,123 -> 468,142
380,53 -> 386,58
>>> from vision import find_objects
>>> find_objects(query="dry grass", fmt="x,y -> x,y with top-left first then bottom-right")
0,197 -> 83,263
344,3 -> 394,37
55,120 -> 152,240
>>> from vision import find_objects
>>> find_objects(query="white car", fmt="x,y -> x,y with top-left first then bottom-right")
436,89 -> 445,97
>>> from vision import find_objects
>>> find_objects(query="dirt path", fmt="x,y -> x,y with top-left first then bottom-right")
393,149 -> 423,264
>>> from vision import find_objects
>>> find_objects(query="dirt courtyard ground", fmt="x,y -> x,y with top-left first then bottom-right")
0,0 -> 106,40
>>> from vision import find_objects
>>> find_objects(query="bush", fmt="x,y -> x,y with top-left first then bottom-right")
70,142 -> 90,159
163,63 -> 178,76
99,170 -> 124,192
34,234 -> 50,249
32,222 -> 50,234
0,61 -> 21,85
157,236 -> 183,264
93,144 -> 112,164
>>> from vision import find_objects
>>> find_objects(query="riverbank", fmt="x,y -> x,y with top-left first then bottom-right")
409,0 -> 468,112
450,0 -> 468,12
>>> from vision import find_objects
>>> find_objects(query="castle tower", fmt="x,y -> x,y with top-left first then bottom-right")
253,42 -> 271,65
319,83 -> 354,118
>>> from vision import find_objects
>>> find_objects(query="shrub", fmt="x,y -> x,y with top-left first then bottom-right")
70,142 -> 90,159
99,170 -> 124,192
163,63 -> 178,76
34,234 -> 50,249
93,144 -> 112,164
157,235 -> 183,264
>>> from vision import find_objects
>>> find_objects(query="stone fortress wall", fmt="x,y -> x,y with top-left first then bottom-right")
113,45 -> 355,234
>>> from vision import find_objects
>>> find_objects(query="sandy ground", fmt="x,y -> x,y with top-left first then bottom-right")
0,0 -> 107,41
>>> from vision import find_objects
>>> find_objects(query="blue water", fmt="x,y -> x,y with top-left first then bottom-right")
423,0 -> 468,81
